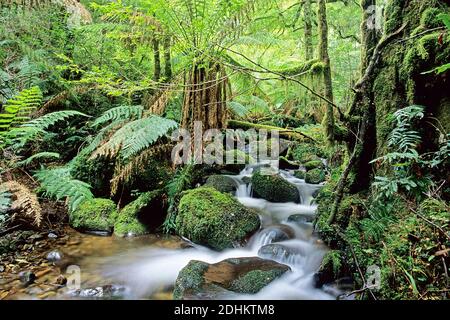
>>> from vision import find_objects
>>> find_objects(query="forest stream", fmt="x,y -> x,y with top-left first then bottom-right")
1,162 -> 339,300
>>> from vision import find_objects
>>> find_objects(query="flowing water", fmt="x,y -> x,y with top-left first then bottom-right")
60,162 -> 338,300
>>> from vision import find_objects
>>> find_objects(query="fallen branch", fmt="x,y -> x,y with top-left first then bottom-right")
227,119 -> 311,141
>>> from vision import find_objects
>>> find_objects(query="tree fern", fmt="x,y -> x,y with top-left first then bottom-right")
91,115 -> 178,160
34,167 -> 94,213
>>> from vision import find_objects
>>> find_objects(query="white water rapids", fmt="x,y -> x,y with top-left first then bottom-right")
86,163 -> 338,300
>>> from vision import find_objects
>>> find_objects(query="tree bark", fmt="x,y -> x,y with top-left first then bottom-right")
163,36 -> 172,81
360,0 -> 380,74
317,0 -> 335,143
304,0 -> 314,60
152,38 -> 161,82
181,63 -> 228,131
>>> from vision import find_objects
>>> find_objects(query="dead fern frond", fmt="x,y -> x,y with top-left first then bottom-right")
111,142 -> 174,195
0,181 -> 42,227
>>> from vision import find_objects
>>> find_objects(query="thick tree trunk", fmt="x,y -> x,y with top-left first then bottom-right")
181,63 -> 228,131
152,38 -> 161,82
360,0 -> 380,73
304,0 -> 314,60
317,0 -> 335,143
163,36 -> 172,81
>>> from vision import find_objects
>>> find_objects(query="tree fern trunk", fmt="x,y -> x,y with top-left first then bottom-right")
163,36 -> 173,81
153,38 -> 161,82
181,63 -> 228,131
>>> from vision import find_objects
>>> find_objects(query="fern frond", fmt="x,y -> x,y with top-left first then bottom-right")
0,86 -> 43,133
17,152 -> 61,167
0,190 -> 11,214
34,167 -> 94,213
0,181 -> 42,227
91,115 -> 178,160
23,110 -> 90,130
92,105 -> 143,127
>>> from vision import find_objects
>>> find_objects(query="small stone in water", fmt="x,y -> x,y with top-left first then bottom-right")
19,271 -> 36,286
48,233 -> 58,239
46,250 -> 63,262
0,265 -> 4,272
55,275 -> 67,286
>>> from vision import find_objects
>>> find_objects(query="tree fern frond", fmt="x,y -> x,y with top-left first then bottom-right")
34,167 -> 94,213
0,181 -> 42,227
0,86 -> 43,133
0,190 -> 11,214
17,152 -> 61,167
92,115 -> 178,160
92,105 -> 143,127
23,110 -> 90,130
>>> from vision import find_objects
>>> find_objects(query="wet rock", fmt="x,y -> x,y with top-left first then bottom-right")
0,265 -> 4,272
258,243 -> 308,263
313,250 -> 344,288
204,175 -> 238,194
279,157 -> 300,170
294,170 -> 306,180
173,257 -> 291,300
55,275 -> 67,286
251,169 -> 299,203
19,271 -> 36,286
69,285 -> 127,299
305,168 -> 326,184
46,250 -> 63,262
114,190 -> 163,237
259,225 -> 296,243
69,198 -> 118,233
48,233 -> 58,239
175,187 -> 261,251
287,214 -> 314,224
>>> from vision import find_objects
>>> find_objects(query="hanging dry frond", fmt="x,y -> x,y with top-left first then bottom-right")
0,181 -> 42,227
111,142 -> 174,195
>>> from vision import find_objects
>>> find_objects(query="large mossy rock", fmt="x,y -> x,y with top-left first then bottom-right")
305,168 -> 326,184
251,170 -> 299,203
70,198 -> 117,233
303,160 -> 324,171
204,175 -> 238,194
175,187 -> 260,251
114,190 -> 162,237
173,257 -> 291,300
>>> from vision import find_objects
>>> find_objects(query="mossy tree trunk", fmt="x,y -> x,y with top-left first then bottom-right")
163,36 -> 173,81
317,0 -> 335,144
152,38 -> 161,82
304,0 -> 314,60
360,0 -> 380,73
345,0 -> 450,192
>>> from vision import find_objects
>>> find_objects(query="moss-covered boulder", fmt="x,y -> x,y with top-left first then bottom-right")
303,160 -> 324,171
204,175 -> 238,194
175,187 -> 260,250
305,168 -> 326,184
294,170 -> 306,180
251,170 -> 299,203
173,257 -> 291,299
114,190 -> 162,237
70,198 -> 118,233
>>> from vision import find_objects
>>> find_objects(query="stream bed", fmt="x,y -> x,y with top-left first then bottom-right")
1,163 -> 340,300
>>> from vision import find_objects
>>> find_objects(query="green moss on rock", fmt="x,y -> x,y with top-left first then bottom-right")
303,160 -> 324,171
173,257 -> 291,299
251,170 -> 299,203
204,175 -> 238,194
305,168 -> 326,184
175,187 -> 260,250
70,198 -> 117,232
294,170 -> 306,180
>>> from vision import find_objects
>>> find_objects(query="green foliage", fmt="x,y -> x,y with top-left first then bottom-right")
34,166 -> 94,213
91,105 -> 144,127
17,152 -> 61,167
91,114 -> 178,160
164,164 -> 195,233
371,106 -> 432,200
0,86 -> 42,133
